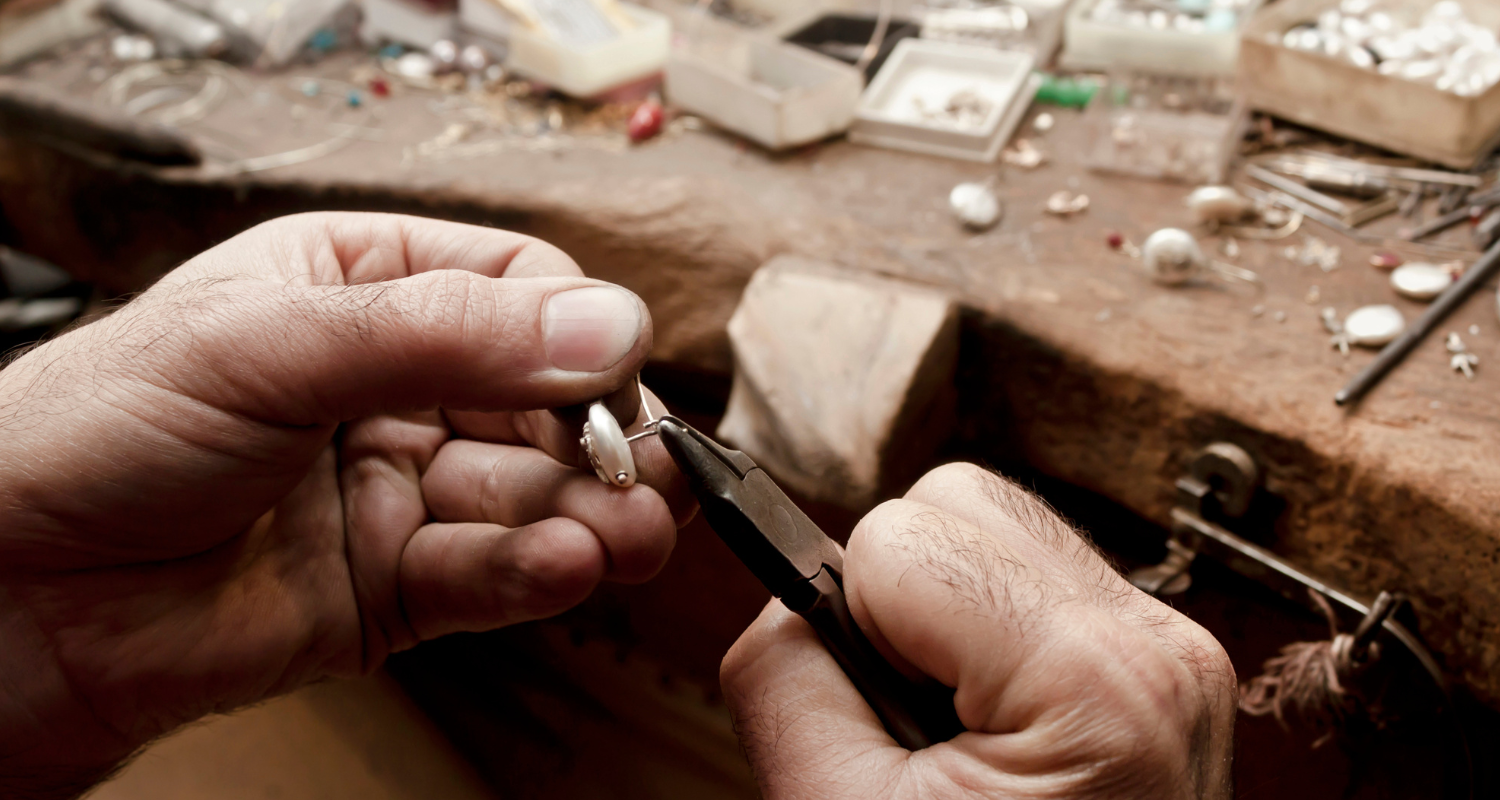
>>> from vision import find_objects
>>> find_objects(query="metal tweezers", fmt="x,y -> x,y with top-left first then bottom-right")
655,415 -> 965,750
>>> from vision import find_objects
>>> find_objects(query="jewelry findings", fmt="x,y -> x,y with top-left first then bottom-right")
1141,227 -> 1261,289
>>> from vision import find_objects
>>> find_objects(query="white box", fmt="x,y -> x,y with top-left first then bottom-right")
458,0 -> 510,43
1240,0 -> 1500,168
666,35 -> 862,151
1059,0 -> 1261,77
506,2 -> 668,98
850,39 -> 1037,163
360,0 -> 456,49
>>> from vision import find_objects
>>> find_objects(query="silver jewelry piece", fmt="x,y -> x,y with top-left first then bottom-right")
1447,332 -> 1479,379
1330,304 -> 1405,355
1141,228 -> 1261,289
580,377 -> 661,487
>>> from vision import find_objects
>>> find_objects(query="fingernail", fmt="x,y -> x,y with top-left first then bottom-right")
543,287 -> 643,372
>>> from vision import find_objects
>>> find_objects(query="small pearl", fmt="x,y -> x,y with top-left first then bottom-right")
1141,228 -> 1204,285
950,182 -> 1003,230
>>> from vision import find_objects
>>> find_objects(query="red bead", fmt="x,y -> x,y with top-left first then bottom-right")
1368,250 -> 1403,269
1106,231 -> 1124,249
370,76 -> 390,98
628,101 -> 664,143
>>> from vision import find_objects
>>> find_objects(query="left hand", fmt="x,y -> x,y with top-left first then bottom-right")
0,212 -> 693,799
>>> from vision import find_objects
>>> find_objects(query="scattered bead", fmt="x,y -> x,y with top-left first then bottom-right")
628,100 -> 665,143
950,182 -> 1003,231
300,80 -> 320,97
1044,190 -> 1090,216
1447,332 -> 1479,378
1106,230 -> 1125,249
346,90 -> 362,108
1141,228 -> 1205,285
1186,185 -> 1253,224
1033,112 -> 1055,133
1369,250 -> 1404,269
459,44 -> 489,74
369,76 -> 390,98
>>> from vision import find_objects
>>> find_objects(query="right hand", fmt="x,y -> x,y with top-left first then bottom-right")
721,463 -> 1237,799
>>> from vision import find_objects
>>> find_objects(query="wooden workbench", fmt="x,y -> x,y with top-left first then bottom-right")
4,43 -> 1500,711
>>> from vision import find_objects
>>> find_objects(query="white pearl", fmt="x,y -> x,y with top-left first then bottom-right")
1186,185 -> 1253,223
1344,305 -> 1406,346
1390,262 -> 1455,301
1141,228 -> 1206,285
950,182 -> 1002,230
583,401 -> 636,488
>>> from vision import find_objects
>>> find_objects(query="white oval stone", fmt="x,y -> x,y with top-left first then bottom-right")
1344,304 -> 1406,346
1390,262 -> 1455,301
950,182 -> 1002,230
1186,185 -> 1252,223
1142,228 -> 1205,285
584,401 -> 636,487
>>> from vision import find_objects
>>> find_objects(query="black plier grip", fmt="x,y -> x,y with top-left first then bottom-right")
656,416 -> 964,750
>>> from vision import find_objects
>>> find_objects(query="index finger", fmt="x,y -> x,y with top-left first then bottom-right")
167,212 -> 586,287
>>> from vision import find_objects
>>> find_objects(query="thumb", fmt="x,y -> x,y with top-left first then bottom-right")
127,270 -> 652,424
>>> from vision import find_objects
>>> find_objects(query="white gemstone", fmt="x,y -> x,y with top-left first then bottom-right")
1142,228 -> 1205,285
1343,305 -> 1406,346
950,182 -> 1002,230
1186,185 -> 1252,223
1391,263 -> 1455,301
583,402 -> 636,487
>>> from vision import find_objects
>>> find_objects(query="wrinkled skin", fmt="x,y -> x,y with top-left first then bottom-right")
0,213 -> 693,799
0,212 -> 1237,800
722,463 -> 1238,800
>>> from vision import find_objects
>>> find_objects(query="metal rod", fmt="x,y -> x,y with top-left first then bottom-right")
1279,151 -> 1484,187
1335,238 -> 1500,406
1404,187 -> 1500,240
1245,164 -> 1351,216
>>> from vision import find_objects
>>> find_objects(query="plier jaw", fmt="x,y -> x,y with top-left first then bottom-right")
656,415 -> 842,596
654,415 -> 965,750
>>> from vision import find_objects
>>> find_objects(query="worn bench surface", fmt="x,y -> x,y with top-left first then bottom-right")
4,48 -> 1500,706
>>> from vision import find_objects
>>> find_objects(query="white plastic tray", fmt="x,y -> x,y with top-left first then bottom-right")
849,39 -> 1037,163
506,2 -> 669,98
1059,0 -> 1261,77
666,33 -> 862,151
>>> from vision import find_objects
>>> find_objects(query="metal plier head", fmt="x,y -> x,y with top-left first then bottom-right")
654,415 -> 845,597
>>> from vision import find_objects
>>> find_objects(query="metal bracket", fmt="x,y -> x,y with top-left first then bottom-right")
1129,442 -> 1448,694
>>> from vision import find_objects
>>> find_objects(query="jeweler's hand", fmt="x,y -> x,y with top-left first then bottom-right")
722,464 -> 1237,800
0,213 -> 693,800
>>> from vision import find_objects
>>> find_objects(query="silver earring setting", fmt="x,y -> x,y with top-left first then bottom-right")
580,376 -> 661,488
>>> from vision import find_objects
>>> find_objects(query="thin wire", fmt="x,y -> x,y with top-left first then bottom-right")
624,375 -> 660,443
855,0 -> 895,77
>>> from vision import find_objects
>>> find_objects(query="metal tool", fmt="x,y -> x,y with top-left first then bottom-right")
1129,443 -> 1471,799
1336,238 -> 1500,406
655,415 -> 965,750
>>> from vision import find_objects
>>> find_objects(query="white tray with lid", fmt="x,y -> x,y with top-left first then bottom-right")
849,39 -> 1037,163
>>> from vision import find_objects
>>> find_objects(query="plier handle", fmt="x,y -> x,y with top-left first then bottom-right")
655,416 -> 964,750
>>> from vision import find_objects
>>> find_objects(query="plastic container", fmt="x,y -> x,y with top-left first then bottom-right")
1060,0 -> 1261,77
667,33 -> 862,151
917,0 -> 1071,64
458,0 -> 511,44
1239,0 -> 1500,169
359,0 -> 456,49
849,38 -> 1037,163
505,2 -> 668,98
1083,72 -> 1243,184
